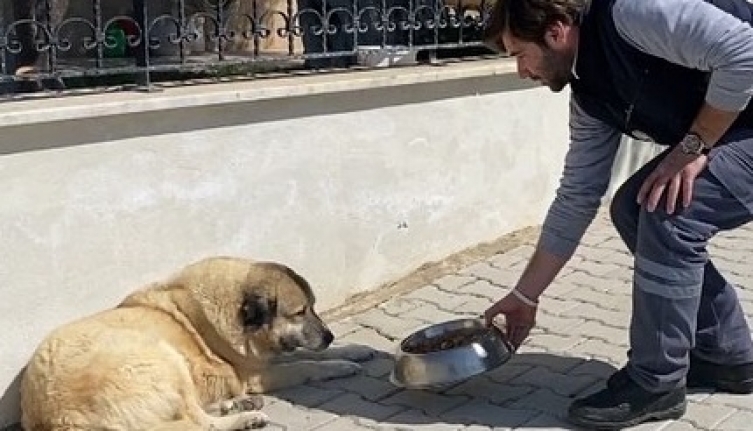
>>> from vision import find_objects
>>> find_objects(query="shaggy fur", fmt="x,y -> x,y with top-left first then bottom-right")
20,256 -> 371,430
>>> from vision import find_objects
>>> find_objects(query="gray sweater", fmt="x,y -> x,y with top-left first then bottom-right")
539,0 -> 753,259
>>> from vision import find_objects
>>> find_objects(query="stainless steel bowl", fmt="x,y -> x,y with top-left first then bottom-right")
390,318 -> 513,389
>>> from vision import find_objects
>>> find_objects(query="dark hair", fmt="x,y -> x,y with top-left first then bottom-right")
483,0 -> 587,52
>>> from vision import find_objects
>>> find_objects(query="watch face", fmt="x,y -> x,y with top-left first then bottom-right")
682,134 -> 704,154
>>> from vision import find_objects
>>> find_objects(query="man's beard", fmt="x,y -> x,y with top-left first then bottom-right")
541,48 -> 572,92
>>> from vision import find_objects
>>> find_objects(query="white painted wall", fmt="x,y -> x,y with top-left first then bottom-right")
0,66 -> 655,427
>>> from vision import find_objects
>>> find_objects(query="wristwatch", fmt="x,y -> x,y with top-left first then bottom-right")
679,132 -> 711,156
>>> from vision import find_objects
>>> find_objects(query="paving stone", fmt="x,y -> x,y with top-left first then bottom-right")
568,320 -> 629,347
484,363 -> 535,384
327,318 -> 364,337
403,301 -> 467,324
518,412 -> 575,428
702,392 -> 753,411
559,302 -> 631,329
542,279 -> 591,299
445,377 -> 534,405
456,279 -> 509,301
308,416 -> 379,430
532,312 -> 587,336
525,332 -> 584,352
380,390 -> 470,417
311,374 -> 400,402
566,358 -> 621,380
379,297 -> 423,316
574,260 -> 629,278
506,388 -> 572,418
504,350 -> 585,374
316,393 -> 406,421
381,409 -> 464,430
660,420 -> 704,430
462,425 -> 501,431
451,294 -> 493,316
536,296 -> 583,316
339,327 -> 398,353
362,356 -> 396,378
566,338 -> 628,365
440,399 -> 539,428
269,385 -> 344,408
625,419 -> 684,430
262,400 -> 339,430
351,308 -> 426,341
486,251 -> 528,269
402,285 -> 470,310
682,400 -> 737,430
508,368 -> 598,397
461,262 -> 520,287
433,273 -> 480,291
561,286 -> 631,311
708,409 -> 753,431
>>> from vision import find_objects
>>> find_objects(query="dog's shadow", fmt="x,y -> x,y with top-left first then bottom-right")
267,344 -> 619,430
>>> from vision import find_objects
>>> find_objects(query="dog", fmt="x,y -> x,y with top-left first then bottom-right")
20,256 -> 373,430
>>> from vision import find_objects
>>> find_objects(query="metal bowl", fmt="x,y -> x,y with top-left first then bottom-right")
390,318 -> 513,389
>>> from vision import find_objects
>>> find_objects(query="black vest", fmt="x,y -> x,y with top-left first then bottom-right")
570,0 -> 753,145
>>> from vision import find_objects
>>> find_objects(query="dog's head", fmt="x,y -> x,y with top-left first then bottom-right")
171,257 -> 334,360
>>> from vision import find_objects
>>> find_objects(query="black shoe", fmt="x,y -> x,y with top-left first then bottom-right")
568,369 -> 686,430
687,354 -> 753,394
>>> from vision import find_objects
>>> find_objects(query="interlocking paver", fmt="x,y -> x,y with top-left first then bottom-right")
257,208 -> 753,431
445,376 -> 535,405
682,400 -> 737,430
311,374 -> 401,402
440,399 -> 539,428
381,409 -> 464,430
262,400 -> 339,430
714,409 -> 753,430
379,391 -> 470,417
402,285 -> 470,310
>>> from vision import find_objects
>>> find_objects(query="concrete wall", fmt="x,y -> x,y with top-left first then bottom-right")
0,63 -> 655,427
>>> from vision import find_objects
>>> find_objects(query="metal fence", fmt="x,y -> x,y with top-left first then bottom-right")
0,0 -> 497,98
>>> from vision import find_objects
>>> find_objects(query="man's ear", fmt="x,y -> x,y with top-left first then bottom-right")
545,21 -> 566,46
240,294 -> 276,330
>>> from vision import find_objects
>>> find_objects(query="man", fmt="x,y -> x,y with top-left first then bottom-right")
481,0 -> 753,428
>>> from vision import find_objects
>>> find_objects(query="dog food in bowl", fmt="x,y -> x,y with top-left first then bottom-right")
391,318 -> 513,389
402,327 -> 487,354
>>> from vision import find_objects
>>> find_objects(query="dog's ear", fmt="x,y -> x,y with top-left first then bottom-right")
240,294 -> 276,330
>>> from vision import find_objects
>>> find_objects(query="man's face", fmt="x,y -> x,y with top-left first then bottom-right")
502,23 -> 577,92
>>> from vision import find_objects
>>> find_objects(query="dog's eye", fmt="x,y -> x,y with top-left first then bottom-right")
293,309 -> 307,317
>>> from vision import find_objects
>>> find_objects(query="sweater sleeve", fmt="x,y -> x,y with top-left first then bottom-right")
538,95 -> 622,258
612,0 -> 753,112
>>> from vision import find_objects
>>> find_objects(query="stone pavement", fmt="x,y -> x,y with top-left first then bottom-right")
261,209 -> 753,430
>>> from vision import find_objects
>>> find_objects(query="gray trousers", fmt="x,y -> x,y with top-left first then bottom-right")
610,127 -> 753,393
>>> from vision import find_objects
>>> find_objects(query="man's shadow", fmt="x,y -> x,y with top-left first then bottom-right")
269,345 -> 620,429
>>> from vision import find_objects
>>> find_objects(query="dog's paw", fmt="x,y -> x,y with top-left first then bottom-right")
313,359 -> 362,382
330,344 -> 377,363
239,411 -> 269,429
220,395 -> 265,415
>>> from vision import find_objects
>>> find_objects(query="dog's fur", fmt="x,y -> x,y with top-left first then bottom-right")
20,256 -> 371,431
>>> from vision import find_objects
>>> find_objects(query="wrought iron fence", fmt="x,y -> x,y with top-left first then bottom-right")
0,0 -> 497,97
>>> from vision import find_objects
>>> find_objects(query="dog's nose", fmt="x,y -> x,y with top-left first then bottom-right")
323,329 -> 334,347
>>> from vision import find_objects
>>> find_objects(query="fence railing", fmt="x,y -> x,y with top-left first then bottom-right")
0,0 -> 497,98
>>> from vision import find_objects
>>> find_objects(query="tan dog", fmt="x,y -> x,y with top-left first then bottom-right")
20,256 -> 371,430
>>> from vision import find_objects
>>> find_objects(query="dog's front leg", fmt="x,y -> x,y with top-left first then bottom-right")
272,344 -> 377,364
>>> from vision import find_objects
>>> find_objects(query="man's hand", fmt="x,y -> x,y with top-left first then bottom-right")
637,145 -> 709,213
483,292 -> 538,351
